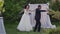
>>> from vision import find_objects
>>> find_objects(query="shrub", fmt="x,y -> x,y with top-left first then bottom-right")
49,27 -> 60,34
50,0 -> 60,11
4,0 -> 27,24
0,0 -> 4,16
49,9 -> 60,21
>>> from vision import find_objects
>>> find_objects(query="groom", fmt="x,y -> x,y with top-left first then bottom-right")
34,5 -> 41,32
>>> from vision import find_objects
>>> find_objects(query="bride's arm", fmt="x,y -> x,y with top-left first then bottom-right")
19,9 -> 24,14
29,10 -> 35,12
28,10 -> 36,15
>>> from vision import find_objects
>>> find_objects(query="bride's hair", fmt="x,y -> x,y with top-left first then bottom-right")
24,5 -> 30,9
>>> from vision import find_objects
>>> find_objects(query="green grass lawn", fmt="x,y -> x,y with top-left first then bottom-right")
4,22 -> 60,34
5,23 -> 44,34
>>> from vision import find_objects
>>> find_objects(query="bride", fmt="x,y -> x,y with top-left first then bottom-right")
17,5 -> 33,31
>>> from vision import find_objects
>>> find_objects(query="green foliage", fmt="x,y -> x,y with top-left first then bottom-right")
49,27 -> 60,34
4,0 -> 27,23
49,9 -> 60,21
27,0 -> 50,4
0,0 -> 4,17
52,11 -> 60,20
50,1 -> 60,11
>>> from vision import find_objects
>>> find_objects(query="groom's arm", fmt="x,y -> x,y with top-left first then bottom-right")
40,10 -> 46,12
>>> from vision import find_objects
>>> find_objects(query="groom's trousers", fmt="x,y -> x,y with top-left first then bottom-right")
34,18 -> 41,32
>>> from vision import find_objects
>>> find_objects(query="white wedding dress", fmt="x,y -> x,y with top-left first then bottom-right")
17,9 -> 32,31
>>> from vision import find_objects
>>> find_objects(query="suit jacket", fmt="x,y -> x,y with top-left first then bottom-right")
35,8 -> 41,20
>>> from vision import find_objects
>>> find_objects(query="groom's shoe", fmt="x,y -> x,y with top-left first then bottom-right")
34,30 -> 36,32
33,28 -> 36,32
38,31 -> 40,32
38,29 -> 40,32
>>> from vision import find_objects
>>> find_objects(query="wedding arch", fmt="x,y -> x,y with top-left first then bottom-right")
29,4 -> 56,29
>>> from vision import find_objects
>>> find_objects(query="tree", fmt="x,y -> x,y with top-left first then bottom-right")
50,0 -> 60,11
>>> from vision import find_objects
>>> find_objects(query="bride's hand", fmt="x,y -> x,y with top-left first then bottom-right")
29,12 -> 31,15
29,10 -> 31,11
29,10 -> 35,12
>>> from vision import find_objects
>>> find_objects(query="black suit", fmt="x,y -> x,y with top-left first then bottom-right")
34,8 -> 41,32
